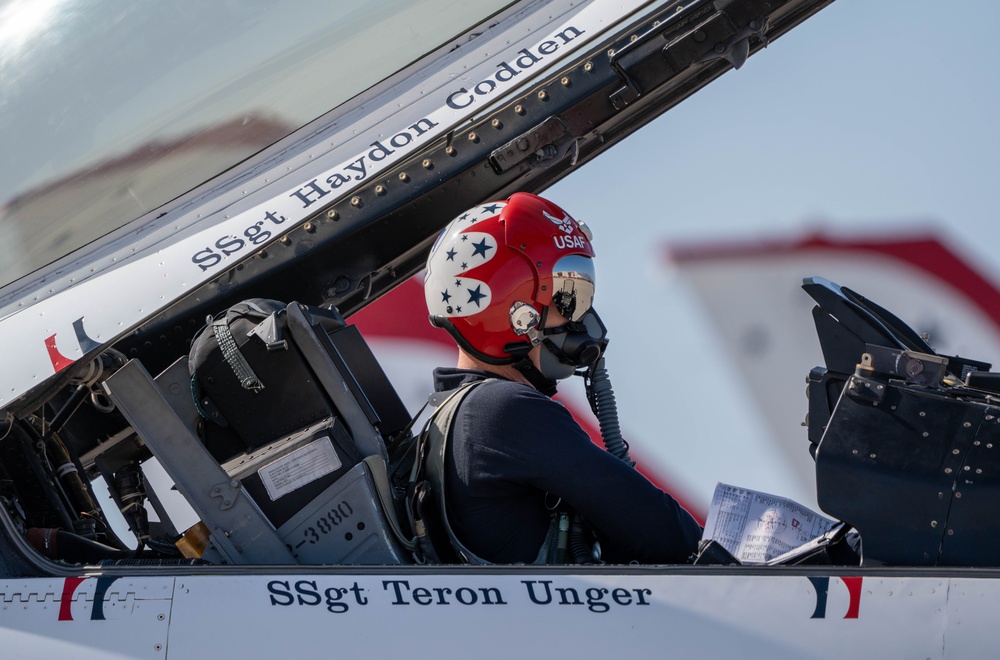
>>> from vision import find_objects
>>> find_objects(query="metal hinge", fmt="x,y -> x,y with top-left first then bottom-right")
488,116 -> 571,173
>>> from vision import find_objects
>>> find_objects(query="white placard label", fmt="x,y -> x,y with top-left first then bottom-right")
258,437 -> 342,501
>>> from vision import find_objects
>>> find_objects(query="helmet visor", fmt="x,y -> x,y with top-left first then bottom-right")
550,254 -> 595,322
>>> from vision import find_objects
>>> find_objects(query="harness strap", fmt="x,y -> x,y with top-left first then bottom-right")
421,379 -> 563,565
212,317 -> 263,392
423,381 -> 490,564
362,455 -> 415,552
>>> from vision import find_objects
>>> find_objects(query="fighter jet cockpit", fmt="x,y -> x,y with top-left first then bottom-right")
3,0 -> 989,574
0,270 -> 996,570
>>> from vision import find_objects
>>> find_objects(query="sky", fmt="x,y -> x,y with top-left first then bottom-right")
545,0 -> 1000,512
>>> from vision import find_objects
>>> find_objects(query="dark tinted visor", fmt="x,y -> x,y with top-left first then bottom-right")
550,254 -> 595,322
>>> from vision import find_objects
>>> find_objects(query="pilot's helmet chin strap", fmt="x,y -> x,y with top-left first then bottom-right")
430,314 -> 560,394
511,356 -> 559,397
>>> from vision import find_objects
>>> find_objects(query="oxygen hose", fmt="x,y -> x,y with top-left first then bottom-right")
568,357 -> 632,565
586,357 -> 633,466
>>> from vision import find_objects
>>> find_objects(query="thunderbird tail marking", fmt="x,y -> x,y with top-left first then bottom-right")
45,335 -> 75,373
73,318 -> 101,353
58,577 -> 86,621
841,576 -> 862,619
808,576 -> 863,619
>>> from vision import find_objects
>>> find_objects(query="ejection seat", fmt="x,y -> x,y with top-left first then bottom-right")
103,301 -> 415,565
804,277 -> 1000,566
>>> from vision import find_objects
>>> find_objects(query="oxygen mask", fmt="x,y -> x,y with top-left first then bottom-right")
539,308 -> 608,380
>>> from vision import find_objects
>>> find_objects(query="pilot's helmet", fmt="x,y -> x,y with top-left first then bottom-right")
424,192 -> 596,363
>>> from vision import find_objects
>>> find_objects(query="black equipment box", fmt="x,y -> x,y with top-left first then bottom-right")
191,301 -> 410,456
816,373 -> 1000,566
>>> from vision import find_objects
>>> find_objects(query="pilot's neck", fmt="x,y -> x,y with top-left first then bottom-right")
456,347 -> 539,387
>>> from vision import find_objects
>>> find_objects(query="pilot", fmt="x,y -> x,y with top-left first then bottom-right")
423,191 -> 702,564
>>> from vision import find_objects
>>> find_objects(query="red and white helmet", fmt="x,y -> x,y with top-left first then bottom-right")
425,192 -> 596,363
